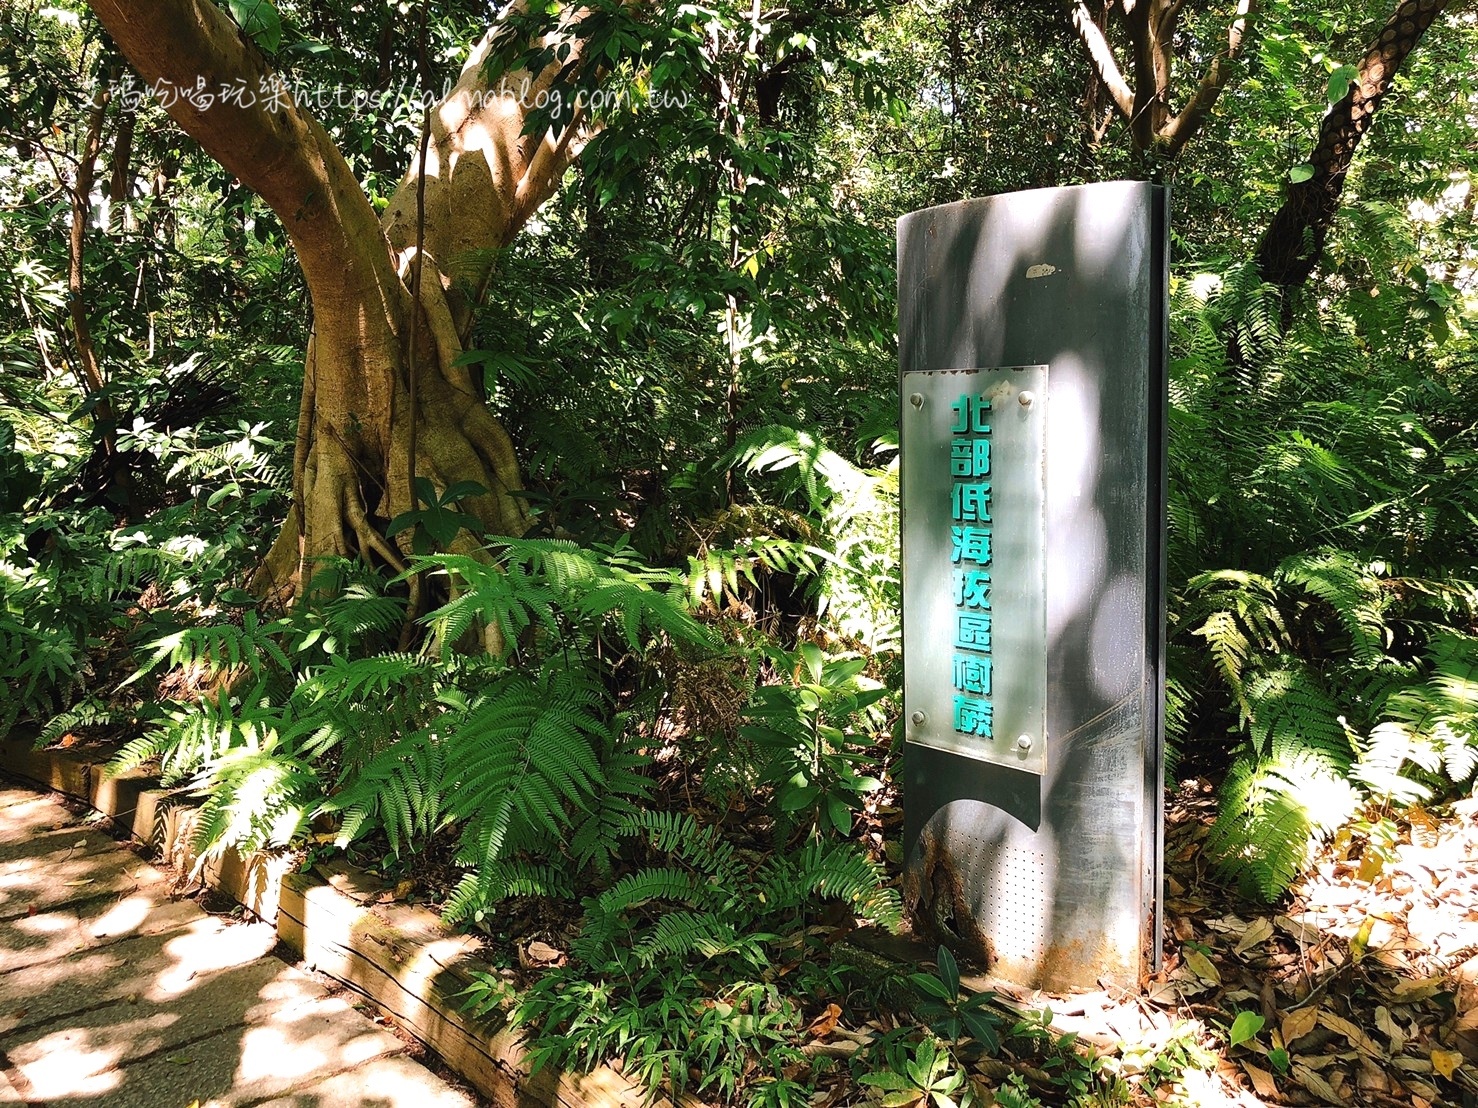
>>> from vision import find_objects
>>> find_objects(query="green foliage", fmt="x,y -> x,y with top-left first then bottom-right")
106,539 -> 726,907
737,642 -> 888,836
504,808 -> 900,1102
733,426 -> 901,653
907,945 -> 1002,1052
1169,252 -> 1478,898
858,1036 -> 971,1108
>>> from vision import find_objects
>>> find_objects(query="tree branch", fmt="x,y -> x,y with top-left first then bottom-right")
1160,0 -> 1256,157
85,0 -> 391,301
1255,0 -> 1452,287
1070,2 -> 1135,119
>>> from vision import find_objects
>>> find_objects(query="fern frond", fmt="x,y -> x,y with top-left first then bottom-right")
1278,549 -> 1389,666
763,840 -> 902,931
632,910 -> 739,966
1206,744 -> 1359,900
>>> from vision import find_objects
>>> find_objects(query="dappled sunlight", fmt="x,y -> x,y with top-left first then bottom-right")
13,1035 -> 125,1101
0,795 -> 313,1101
88,892 -> 154,937
1042,356 -> 1105,646
15,1012 -> 175,1095
150,918 -> 277,996
397,936 -> 472,998
236,996 -> 398,1088
0,788 -> 466,1105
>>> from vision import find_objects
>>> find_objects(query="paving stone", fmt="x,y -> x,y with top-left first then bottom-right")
1,954 -> 331,1084
0,891 -> 198,975
0,821 -> 120,865
0,914 -> 277,1033
14,991 -> 408,1108
0,781 -> 476,1108
0,788 -> 53,813
0,846 -> 168,923
254,1053 -> 477,1107
0,793 -> 73,841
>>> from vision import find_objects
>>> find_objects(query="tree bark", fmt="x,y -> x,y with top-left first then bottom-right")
1254,0 -> 1451,288
84,0 -> 594,603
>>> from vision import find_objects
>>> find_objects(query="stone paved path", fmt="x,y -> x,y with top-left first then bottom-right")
0,782 -> 479,1107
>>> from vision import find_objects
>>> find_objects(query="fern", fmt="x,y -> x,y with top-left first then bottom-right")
764,839 -> 903,931
38,697 -> 125,746
126,610 -> 290,686
632,910 -> 742,966
323,730 -> 448,853
1205,665 -> 1359,899
1207,743 -> 1360,901
1359,631 -> 1478,795
187,746 -> 317,858
728,426 -> 901,651
442,861 -> 575,925
1277,549 -> 1389,667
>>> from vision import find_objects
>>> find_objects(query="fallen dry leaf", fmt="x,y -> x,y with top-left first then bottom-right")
1281,1006 -> 1319,1045
1276,914 -> 1323,946
1316,1010 -> 1383,1057
1390,976 -> 1446,1002
526,941 -> 562,964
1240,1059 -> 1277,1098
1183,948 -> 1220,986
806,1003 -> 842,1039
1430,1048 -> 1462,1079
1233,917 -> 1275,957
1375,1006 -> 1406,1052
1292,1062 -> 1342,1104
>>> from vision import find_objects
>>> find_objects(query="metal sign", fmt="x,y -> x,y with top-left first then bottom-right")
899,181 -> 1168,993
901,366 -> 1046,774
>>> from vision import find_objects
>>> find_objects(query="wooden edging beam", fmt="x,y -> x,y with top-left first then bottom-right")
0,736 -> 674,1108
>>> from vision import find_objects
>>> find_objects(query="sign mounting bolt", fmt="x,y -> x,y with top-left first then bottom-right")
910,711 -> 926,725
1018,390 -> 1035,408
909,393 -> 924,409
1016,734 -> 1033,751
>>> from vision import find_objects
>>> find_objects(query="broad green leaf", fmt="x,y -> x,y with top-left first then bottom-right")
1326,64 -> 1358,103
826,794 -> 852,834
1229,1009 -> 1265,1048
908,972 -> 952,1000
936,944 -> 959,999
227,0 -> 282,52
858,1073 -> 914,1092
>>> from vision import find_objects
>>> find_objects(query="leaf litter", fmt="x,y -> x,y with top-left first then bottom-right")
1111,780 -> 1478,1106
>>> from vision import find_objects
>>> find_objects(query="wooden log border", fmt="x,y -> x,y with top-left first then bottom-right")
0,736 -> 680,1108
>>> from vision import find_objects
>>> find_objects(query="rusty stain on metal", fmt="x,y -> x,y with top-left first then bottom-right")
905,823 -> 994,968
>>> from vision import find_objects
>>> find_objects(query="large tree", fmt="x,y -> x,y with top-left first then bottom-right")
84,0 -> 597,604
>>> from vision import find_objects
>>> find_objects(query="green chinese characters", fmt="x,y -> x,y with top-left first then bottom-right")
949,393 -> 993,739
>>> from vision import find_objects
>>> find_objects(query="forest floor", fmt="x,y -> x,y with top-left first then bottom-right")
1027,781 -> 1478,1107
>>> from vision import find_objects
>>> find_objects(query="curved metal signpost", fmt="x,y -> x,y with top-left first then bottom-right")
899,181 -> 1169,991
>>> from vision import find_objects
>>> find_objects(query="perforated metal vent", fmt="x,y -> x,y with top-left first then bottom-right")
978,845 -> 1050,966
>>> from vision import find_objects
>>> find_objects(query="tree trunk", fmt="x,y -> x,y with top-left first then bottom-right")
85,0 -> 592,603
1255,0 -> 1451,288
